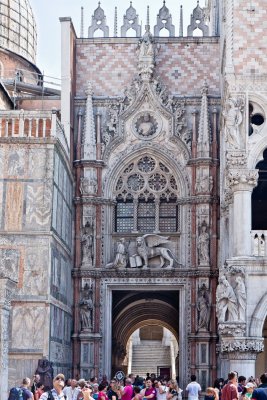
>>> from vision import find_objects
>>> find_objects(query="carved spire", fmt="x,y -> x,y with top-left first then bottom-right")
83,82 -> 96,160
121,2 -> 141,37
197,81 -> 211,158
88,2 -> 109,38
80,6 -> 84,38
137,16 -> 155,81
146,5 -> 150,27
179,5 -> 183,37
114,6 -> 118,37
154,1 -> 175,36
187,1 -> 209,36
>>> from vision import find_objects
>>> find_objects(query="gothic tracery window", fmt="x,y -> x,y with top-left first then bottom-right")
114,157 -> 179,233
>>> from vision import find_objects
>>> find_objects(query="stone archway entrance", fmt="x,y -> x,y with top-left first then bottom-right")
256,317 -> 267,377
111,289 -> 179,377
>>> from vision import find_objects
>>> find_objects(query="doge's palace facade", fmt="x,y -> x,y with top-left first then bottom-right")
0,0 -> 267,398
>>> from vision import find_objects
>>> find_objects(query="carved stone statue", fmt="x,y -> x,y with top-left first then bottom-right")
235,276 -> 246,322
35,359 -> 53,389
223,98 -> 244,149
113,238 -> 127,268
197,223 -> 210,265
81,221 -> 94,267
79,283 -> 93,331
216,275 -> 238,322
197,283 -> 211,331
134,234 -> 177,269
137,25 -> 155,79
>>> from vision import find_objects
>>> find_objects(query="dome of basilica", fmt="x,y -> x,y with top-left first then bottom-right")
0,0 -> 37,64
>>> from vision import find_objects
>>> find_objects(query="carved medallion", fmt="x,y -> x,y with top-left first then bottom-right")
132,111 -> 162,140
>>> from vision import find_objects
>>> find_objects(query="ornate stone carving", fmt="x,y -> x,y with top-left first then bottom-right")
137,25 -> 155,80
35,359 -> 53,389
226,151 -> 247,167
132,234 -> 177,269
121,2 -> 141,37
218,339 -> 264,353
0,249 -> 20,282
197,283 -> 211,331
195,172 -> 213,194
218,322 -> 246,336
187,2 -> 209,36
81,221 -> 94,267
79,283 -> 94,331
223,97 -> 245,149
197,222 -> 210,266
133,111 -> 161,139
216,275 -> 238,322
80,170 -> 97,196
154,1 -> 175,36
88,2 -> 109,38
107,238 -> 128,269
227,169 -> 258,188
235,276 -> 246,322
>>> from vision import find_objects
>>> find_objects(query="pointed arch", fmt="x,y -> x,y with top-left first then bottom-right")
250,292 -> 267,336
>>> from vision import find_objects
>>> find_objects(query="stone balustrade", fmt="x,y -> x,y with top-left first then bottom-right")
251,231 -> 267,256
0,109 -> 69,155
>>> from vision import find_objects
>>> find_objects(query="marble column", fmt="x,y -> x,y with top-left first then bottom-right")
0,278 -> 16,399
227,169 -> 258,257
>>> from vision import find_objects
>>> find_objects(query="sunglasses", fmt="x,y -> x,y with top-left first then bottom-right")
56,377 -> 64,381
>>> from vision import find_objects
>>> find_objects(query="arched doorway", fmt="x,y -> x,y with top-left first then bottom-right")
126,325 -> 178,379
111,290 -> 179,378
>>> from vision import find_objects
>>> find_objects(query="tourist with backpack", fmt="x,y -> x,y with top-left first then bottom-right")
39,373 -> 66,400
8,377 -> 34,400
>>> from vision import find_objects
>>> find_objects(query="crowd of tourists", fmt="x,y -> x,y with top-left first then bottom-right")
8,371 -> 267,400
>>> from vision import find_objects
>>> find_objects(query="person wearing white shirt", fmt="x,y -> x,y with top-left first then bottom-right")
63,380 -> 81,400
186,375 -> 201,400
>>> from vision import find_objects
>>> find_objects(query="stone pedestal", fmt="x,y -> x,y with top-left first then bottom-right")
0,278 -> 16,399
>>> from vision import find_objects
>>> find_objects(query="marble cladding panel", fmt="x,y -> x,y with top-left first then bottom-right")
75,40 -> 220,97
11,305 -> 48,350
9,357 -> 42,388
0,144 -> 54,232
51,242 -> 72,307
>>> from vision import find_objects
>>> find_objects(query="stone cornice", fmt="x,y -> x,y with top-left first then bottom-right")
72,268 -> 219,279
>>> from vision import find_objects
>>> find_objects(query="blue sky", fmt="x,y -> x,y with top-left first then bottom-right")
30,0 -> 205,78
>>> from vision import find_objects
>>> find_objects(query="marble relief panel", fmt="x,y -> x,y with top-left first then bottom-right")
21,247 -> 48,296
0,247 -> 21,281
6,147 -> 26,178
11,306 -> 47,349
24,183 -> 52,229
0,181 -> 3,228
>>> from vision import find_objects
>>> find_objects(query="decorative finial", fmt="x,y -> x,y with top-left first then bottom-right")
114,6 -> 118,37
179,4 -> 183,37
146,5 -> 150,27
80,6 -> 84,38
130,1 -> 132,5
163,0 -> 166,4
98,1 -> 101,6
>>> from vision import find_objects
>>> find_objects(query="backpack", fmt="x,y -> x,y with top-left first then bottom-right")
8,387 -> 24,400
47,390 -> 67,400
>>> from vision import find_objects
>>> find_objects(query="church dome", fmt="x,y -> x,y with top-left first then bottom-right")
0,0 -> 37,64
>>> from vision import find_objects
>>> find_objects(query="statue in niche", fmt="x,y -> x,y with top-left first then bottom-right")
35,359 -> 53,389
137,26 -> 155,78
223,98 -> 244,149
197,283 -> 211,331
195,175 -> 213,193
113,238 -> 128,268
234,276 -> 246,322
81,221 -> 94,267
79,283 -> 93,331
133,234 -> 177,269
197,223 -> 210,265
216,275 -> 238,322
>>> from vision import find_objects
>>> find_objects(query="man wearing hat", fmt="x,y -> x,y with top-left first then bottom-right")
39,374 -> 66,400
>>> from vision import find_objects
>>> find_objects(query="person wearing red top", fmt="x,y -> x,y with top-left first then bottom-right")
142,380 -> 156,400
221,372 -> 238,400
98,383 -> 109,400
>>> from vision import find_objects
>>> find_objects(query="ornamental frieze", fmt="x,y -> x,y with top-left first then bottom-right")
217,339 -> 264,353
227,169 -> 258,188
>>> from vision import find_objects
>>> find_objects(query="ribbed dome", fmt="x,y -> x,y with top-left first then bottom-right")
0,0 -> 37,64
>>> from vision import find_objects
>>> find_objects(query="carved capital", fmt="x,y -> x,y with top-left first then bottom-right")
227,169 -> 258,190
217,338 -> 264,354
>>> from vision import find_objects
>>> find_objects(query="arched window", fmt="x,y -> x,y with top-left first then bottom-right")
114,156 -> 180,233
252,149 -> 267,229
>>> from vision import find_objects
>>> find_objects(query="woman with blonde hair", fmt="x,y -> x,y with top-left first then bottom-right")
167,380 -> 183,400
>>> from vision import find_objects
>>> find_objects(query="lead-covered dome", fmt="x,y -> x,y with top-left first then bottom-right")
0,0 -> 37,64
